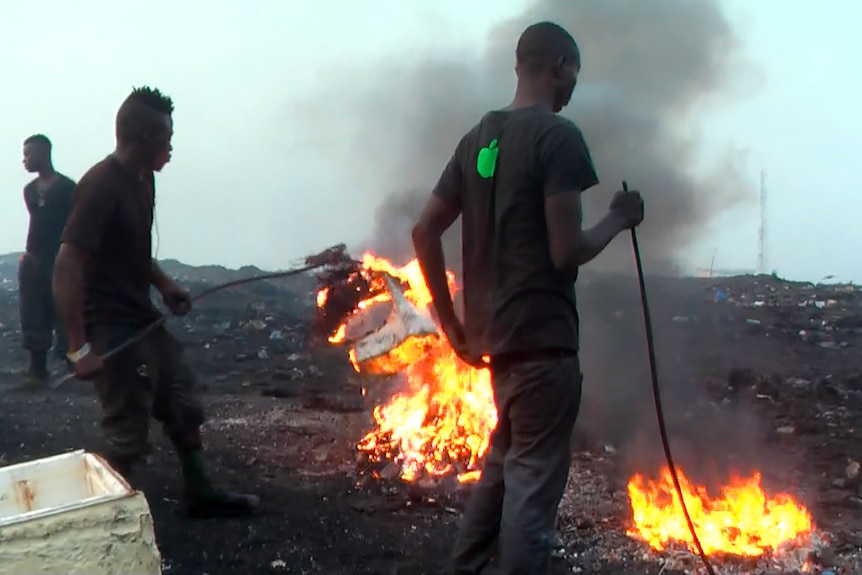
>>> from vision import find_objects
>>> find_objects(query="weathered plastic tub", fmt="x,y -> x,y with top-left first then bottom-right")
0,449 -> 161,575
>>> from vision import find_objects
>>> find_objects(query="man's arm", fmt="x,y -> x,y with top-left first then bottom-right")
53,180 -> 116,352
541,123 -> 625,275
53,244 -> 91,352
412,152 -> 463,326
545,194 -> 626,273
150,261 -> 173,292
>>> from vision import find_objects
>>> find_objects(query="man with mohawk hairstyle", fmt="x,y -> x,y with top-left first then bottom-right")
53,86 -> 260,518
412,22 -> 644,575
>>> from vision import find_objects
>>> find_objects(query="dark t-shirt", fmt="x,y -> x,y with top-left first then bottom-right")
24,174 -> 76,260
433,106 -> 598,356
61,155 -> 160,327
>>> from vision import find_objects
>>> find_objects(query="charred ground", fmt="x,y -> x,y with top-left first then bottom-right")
0,254 -> 860,574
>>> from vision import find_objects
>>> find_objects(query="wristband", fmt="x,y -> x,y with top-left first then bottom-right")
66,343 -> 92,364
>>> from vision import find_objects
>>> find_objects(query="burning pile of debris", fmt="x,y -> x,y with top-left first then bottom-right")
314,253 -> 496,486
553,455 -> 838,574
625,466 -> 824,574
312,253 -> 860,574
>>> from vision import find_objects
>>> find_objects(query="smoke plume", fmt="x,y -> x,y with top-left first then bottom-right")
300,0 -> 768,480
344,0 -> 757,273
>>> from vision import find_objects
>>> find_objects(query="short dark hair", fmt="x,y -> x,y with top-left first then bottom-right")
116,86 -> 174,143
23,134 -> 52,149
516,21 -> 581,73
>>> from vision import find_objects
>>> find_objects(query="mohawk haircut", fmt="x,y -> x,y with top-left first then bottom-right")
128,86 -> 174,114
515,21 -> 581,74
23,134 -> 52,149
116,85 -> 174,143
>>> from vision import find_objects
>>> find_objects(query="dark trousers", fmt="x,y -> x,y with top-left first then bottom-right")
89,324 -> 206,462
18,253 -> 67,355
451,353 -> 582,575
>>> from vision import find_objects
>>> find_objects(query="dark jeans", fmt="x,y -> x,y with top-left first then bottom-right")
89,324 -> 206,462
18,253 -> 67,355
451,353 -> 582,575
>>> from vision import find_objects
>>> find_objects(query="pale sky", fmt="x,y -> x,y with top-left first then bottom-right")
0,1 -> 858,281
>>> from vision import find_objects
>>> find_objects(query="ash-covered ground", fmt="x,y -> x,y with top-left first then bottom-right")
0,252 -> 861,575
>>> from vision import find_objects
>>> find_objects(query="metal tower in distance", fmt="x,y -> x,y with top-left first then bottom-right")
758,170 -> 767,275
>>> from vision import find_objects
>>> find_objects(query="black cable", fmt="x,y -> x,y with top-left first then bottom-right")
51,256 -> 346,391
623,180 -> 716,575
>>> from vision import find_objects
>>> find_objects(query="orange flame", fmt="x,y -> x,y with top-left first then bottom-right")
316,287 -> 330,308
627,467 -> 814,556
317,252 -> 497,483
328,324 -> 346,344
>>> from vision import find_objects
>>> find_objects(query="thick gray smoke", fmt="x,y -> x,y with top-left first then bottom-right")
300,1 -> 772,481
350,0 -> 756,272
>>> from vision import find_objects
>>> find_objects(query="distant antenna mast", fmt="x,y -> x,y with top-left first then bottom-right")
709,248 -> 717,279
757,170 -> 767,274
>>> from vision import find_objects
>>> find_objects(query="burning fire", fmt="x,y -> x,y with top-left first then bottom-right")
317,252 -> 497,483
316,253 -> 815,561
627,467 -> 814,557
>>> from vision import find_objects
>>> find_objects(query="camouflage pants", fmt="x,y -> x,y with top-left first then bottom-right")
451,353 -> 582,575
89,324 -> 206,461
18,253 -> 67,355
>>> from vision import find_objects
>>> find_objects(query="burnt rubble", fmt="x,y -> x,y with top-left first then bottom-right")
313,260 -> 373,340
1,255 -> 862,574
312,260 -> 417,343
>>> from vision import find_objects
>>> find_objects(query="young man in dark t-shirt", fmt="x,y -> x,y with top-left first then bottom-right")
19,134 -> 74,382
53,86 -> 259,519
412,22 -> 645,575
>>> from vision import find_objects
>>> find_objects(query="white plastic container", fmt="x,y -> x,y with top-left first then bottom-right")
0,450 -> 161,575
351,275 -> 438,368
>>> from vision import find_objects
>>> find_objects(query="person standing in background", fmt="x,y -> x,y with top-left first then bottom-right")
19,134 -> 75,383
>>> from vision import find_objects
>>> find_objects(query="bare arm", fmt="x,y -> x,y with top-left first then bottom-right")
413,196 -> 461,324
413,151 -> 463,326
545,192 -> 626,274
53,243 -> 89,351
53,177 -> 116,352
539,122 -> 623,276
150,261 -> 173,292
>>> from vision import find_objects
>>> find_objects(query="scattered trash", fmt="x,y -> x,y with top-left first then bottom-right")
1,256 -> 861,573
244,319 -> 267,331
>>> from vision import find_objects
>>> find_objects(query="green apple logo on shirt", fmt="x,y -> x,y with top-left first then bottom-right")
476,139 -> 499,179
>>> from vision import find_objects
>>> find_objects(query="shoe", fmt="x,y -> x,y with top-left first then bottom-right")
186,491 -> 260,519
